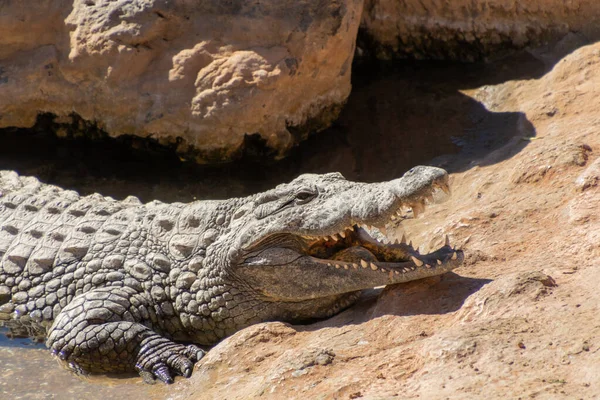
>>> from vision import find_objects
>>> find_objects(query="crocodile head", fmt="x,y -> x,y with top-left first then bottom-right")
224,166 -> 463,318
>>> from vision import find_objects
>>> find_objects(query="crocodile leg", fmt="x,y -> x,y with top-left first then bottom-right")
46,286 -> 205,384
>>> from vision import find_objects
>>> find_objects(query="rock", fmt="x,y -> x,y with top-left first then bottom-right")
456,271 -> 557,324
0,0 -> 362,163
6,19 -> 600,400
360,0 -> 600,61
575,156 -> 600,191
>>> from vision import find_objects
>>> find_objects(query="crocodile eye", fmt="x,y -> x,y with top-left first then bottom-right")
295,191 -> 315,204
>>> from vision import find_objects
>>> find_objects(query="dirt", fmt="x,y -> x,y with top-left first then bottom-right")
2,42 -> 600,399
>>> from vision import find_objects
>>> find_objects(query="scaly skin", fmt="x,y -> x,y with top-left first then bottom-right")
0,166 -> 463,383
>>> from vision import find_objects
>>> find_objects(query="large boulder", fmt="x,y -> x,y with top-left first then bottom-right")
360,0 -> 600,61
0,0 -> 363,162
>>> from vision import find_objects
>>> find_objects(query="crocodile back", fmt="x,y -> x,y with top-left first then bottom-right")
0,171 -> 142,334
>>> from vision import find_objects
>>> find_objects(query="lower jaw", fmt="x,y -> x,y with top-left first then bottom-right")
322,244 -> 462,275
274,290 -> 362,322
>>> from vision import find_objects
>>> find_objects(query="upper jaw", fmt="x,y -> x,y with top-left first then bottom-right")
295,170 -> 451,246
300,225 -> 463,276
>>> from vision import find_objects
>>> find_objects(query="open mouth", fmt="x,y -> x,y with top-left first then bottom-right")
242,170 -> 463,284
299,224 -> 463,278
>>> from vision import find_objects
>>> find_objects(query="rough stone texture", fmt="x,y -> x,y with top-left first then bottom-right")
4,36 -> 600,400
0,0 -> 362,162
167,42 -> 600,399
360,0 -> 600,61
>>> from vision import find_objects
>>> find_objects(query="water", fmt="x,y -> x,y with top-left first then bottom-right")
0,329 -> 167,399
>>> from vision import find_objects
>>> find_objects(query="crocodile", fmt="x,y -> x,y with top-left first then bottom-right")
0,166 -> 463,383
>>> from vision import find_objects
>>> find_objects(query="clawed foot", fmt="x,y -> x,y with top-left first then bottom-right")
136,343 -> 205,384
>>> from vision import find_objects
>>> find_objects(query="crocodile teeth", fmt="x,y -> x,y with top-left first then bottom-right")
437,259 -> 442,265
352,263 -> 358,269
393,238 -> 399,245
412,203 -> 424,217
343,265 -> 349,270
335,264 -> 340,269
327,263 -> 333,267
441,184 -> 451,195
360,259 -> 368,268
425,264 -> 432,269
411,256 -> 424,267
401,234 -> 407,244
379,226 -> 387,236
391,215 -> 397,221
445,234 -> 450,246
451,252 -> 458,260
339,231 -> 346,238
370,262 -> 378,271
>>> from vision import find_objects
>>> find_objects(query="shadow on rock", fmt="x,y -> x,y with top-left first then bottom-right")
307,52 -> 542,181
296,272 -> 492,332
0,51 -> 546,203
372,273 -> 492,317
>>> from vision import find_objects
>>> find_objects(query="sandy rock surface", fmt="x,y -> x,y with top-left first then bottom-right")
168,43 -> 600,399
360,0 -> 600,60
0,0 -> 361,162
2,25 -> 600,400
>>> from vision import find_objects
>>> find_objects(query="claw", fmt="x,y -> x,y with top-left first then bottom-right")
182,366 -> 193,378
192,348 -> 206,362
172,356 -> 194,378
153,363 -> 174,384
137,343 -> 204,385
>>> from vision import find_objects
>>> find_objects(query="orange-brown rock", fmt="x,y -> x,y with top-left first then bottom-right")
3,19 -> 600,400
170,41 -> 600,400
360,0 -> 600,60
0,0 -> 363,162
